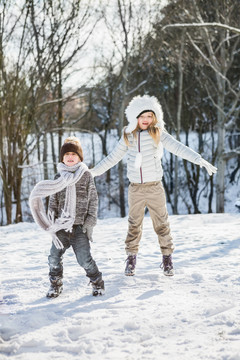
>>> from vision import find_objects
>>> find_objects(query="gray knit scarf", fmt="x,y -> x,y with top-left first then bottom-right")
29,162 -> 88,249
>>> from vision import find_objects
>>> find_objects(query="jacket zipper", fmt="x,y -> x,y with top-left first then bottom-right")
138,131 -> 143,183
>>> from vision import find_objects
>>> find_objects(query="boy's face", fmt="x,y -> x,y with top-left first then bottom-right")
63,152 -> 80,166
138,112 -> 153,130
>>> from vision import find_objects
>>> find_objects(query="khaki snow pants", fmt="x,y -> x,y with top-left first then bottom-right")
125,181 -> 174,256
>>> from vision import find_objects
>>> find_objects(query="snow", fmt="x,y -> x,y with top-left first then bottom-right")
1,213 -> 240,360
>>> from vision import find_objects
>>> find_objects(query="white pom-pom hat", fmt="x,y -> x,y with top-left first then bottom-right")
125,95 -> 165,133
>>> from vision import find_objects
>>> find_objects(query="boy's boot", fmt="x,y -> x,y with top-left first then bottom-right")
125,254 -> 137,276
161,254 -> 174,276
90,276 -> 105,296
46,276 -> 63,298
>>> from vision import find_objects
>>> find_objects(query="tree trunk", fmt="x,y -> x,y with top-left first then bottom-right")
117,58 -> 128,218
15,166 -> 23,223
91,133 -> 95,166
57,61 -> 63,157
216,80 -> 226,213
216,132 -> 225,213
2,167 -> 12,224
118,161 -> 126,217
43,132 -> 48,179
173,32 -> 185,214
50,131 -> 57,173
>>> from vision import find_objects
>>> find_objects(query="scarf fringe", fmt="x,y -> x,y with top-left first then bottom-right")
52,235 -> 64,250
47,210 -> 74,234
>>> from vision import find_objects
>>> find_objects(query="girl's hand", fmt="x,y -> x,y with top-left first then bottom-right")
198,158 -> 218,176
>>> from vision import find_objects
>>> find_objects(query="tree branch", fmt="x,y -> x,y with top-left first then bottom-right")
223,147 -> 240,160
162,22 -> 240,35
126,80 -> 147,96
186,32 -> 238,98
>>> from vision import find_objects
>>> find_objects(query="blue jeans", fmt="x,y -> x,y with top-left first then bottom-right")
48,225 -> 102,282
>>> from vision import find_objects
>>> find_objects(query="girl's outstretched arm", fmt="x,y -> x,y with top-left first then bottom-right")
161,131 -> 217,176
90,136 -> 128,177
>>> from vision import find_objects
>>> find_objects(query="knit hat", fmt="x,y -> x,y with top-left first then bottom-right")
125,95 -> 165,133
60,137 -> 83,162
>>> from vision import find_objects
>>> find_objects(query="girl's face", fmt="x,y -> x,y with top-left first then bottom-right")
137,112 -> 154,130
63,152 -> 80,166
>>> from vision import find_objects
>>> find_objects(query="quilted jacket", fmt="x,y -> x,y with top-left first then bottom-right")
90,130 -> 202,184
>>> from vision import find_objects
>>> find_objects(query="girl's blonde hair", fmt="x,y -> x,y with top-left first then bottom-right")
123,113 -> 161,146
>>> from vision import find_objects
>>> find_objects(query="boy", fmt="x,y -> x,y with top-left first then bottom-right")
29,137 -> 104,298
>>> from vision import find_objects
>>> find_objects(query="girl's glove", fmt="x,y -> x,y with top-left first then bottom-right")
198,158 -> 217,176
82,224 -> 93,242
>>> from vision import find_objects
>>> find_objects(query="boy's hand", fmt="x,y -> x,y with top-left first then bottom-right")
82,224 -> 93,241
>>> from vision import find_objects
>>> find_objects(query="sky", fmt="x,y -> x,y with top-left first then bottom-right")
64,0 -> 168,89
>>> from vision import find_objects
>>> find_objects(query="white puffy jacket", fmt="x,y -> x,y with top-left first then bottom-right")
90,130 -> 202,184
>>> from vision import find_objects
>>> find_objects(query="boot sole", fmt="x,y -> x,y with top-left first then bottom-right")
46,286 -> 63,298
163,271 -> 174,276
92,289 -> 105,296
125,271 -> 135,276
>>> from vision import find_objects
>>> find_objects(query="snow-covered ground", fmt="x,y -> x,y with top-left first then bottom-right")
0,213 -> 240,360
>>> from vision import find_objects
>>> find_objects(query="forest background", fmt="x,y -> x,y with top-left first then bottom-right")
0,0 -> 240,226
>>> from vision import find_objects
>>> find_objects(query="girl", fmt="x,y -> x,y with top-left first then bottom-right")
29,137 -> 105,297
90,95 -> 217,276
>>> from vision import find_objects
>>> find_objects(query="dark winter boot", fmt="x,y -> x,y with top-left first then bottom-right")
161,255 -> 174,276
46,276 -> 63,298
90,277 -> 105,296
125,255 -> 137,276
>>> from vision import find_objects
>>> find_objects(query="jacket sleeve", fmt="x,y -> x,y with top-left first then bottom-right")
161,131 -> 202,164
90,136 -> 128,177
84,172 -> 98,228
48,173 -> 60,217
48,193 -> 58,215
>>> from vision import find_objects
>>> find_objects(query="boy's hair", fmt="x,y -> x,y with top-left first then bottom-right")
123,113 -> 161,146
60,136 -> 83,162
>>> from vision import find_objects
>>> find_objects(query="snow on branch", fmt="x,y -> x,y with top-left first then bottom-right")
162,23 -> 240,35
126,80 -> 147,96
225,118 -> 236,130
223,147 -> 240,160
38,94 -> 88,107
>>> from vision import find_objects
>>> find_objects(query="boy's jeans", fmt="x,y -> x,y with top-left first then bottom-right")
48,225 -> 101,282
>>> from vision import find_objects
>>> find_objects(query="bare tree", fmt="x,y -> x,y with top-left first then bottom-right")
162,0 -> 240,212
0,0 -> 97,224
0,1 -> 38,223
28,0 -> 97,156
100,0 -> 153,217
173,30 -> 186,214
